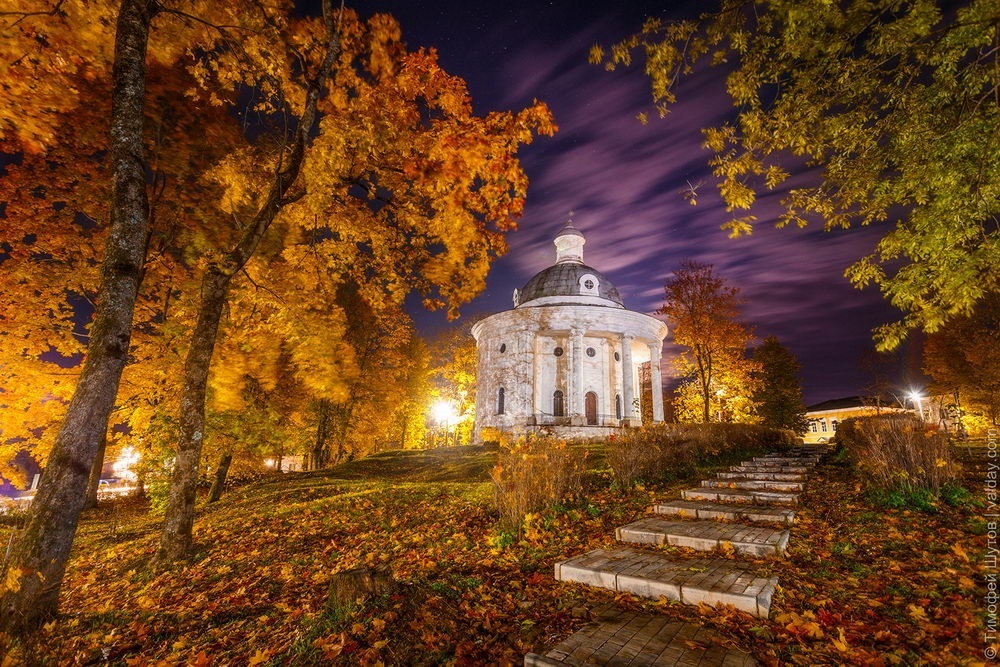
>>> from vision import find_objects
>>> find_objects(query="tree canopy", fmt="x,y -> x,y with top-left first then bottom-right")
751,336 -> 808,432
923,291 -> 1000,429
658,261 -> 758,422
595,0 -> 1000,349
0,0 -> 554,627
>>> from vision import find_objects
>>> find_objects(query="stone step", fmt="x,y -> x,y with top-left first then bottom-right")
682,487 -> 799,506
616,517 -> 790,557
653,499 -> 796,525
753,456 -> 819,465
523,605 -> 758,666
702,479 -> 805,492
717,471 -> 807,482
730,464 -> 810,474
739,459 -> 815,469
555,547 -> 778,618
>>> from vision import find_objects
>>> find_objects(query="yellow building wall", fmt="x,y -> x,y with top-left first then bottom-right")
803,406 -> 883,444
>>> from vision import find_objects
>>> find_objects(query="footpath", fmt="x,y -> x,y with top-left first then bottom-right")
525,444 -> 831,667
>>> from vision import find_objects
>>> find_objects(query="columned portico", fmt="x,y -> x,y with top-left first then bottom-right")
472,222 -> 669,440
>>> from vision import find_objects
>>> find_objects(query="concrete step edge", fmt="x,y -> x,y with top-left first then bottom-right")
555,547 -> 779,618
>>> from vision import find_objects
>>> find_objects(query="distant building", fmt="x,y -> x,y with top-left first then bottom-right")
803,396 -> 907,443
472,222 -> 668,440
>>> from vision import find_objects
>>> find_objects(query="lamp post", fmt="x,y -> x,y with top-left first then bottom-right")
908,390 -> 925,421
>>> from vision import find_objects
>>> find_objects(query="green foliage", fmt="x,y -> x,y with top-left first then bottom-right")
867,486 -> 938,513
751,336 -> 809,432
940,483 -> 977,508
599,0 -> 1000,349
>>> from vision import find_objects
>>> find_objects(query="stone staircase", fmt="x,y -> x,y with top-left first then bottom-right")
524,444 -> 830,667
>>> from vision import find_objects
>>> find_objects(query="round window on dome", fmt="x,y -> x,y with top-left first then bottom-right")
586,347 -> 596,357
553,347 -> 564,357
584,279 -> 595,290
614,352 -> 621,361
499,343 -> 507,353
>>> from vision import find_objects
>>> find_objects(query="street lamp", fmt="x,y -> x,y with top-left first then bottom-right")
908,390 -> 925,421
432,399 -> 458,447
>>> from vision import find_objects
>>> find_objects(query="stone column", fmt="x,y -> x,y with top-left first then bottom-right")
600,338 -> 611,421
570,328 -> 584,425
648,340 -> 664,423
621,334 -> 635,425
532,333 -> 542,425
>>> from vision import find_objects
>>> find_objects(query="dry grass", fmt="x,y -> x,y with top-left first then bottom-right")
490,437 -> 587,531
838,414 -> 959,495
605,423 -> 793,487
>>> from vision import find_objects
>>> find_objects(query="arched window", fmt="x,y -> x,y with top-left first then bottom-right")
553,390 -> 565,417
615,394 -> 622,420
497,387 -> 505,415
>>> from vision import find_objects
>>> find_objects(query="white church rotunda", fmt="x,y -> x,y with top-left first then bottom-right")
472,222 -> 668,439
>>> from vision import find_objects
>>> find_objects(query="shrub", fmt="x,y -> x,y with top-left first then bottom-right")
490,436 -> 586,532
606,423 -> 790,487
838,414 -> 959,500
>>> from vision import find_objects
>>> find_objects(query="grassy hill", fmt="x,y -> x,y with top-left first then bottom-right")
0,442 -> 983,665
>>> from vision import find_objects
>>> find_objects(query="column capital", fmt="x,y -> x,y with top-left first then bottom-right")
570,327 -> 584,339
622,333 -> 635,342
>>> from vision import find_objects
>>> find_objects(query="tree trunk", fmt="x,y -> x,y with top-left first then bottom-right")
133,466 -> 146,499
0,0 -> 153,633
207,452 -> 232,503
312,399 -> 332,469
156,269 -> 231,562
83,431 -> 109,510
154,6 -> 340,564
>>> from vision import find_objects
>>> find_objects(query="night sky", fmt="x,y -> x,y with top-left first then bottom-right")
348,0 -> 924,405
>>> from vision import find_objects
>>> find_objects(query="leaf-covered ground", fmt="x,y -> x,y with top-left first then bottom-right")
0,444 -> 985,666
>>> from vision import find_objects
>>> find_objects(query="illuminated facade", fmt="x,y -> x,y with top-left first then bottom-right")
472,223 -> 668,440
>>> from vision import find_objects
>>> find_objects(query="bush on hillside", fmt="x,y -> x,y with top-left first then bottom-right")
606,423 -> 794,487
837,414 -> 959,498
490,436 -> 587,532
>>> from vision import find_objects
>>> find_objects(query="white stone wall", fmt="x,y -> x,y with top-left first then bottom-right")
472,303 -> 667,440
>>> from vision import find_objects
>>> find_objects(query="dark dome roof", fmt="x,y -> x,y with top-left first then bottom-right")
519,263 -> 623,306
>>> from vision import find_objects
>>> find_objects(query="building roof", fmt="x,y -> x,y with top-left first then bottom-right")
805,396 -> 874,412
518,262 -> 624,306
515,222 -> 625,307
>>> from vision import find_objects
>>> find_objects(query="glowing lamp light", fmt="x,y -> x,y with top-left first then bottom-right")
432,400 -> 458,426
111,446 -> 140,483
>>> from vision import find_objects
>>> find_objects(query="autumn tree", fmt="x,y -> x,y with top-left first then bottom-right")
303,282 -> 423,467
858,349 -> 901,414
153,9 -> 554,561
0,0 -> 155,634
658,261 -> 757,422
427,318 -> 480,446
924,292 -> 1000,429
595,0 -> 1000,349
751,336 -> 808,432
